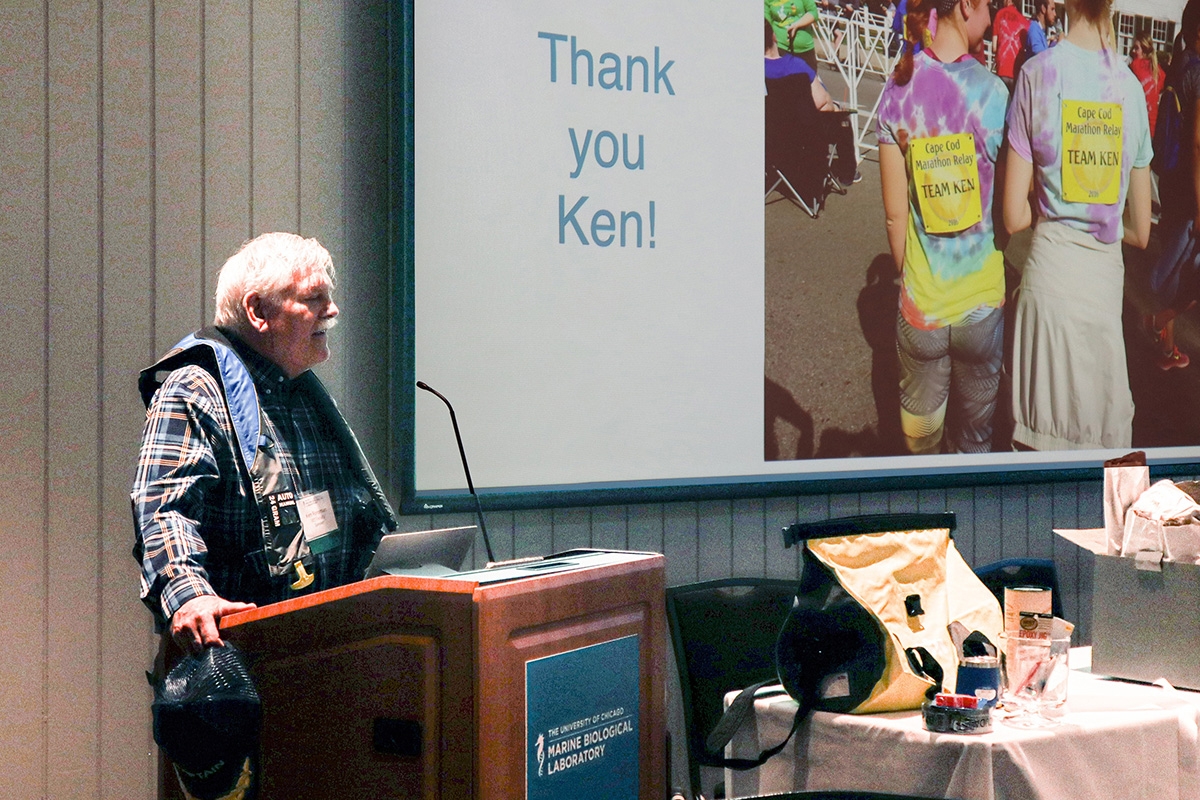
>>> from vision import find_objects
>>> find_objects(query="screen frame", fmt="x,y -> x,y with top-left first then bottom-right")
387,0 -> 1197,515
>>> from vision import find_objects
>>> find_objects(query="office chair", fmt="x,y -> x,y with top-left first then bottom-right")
973,557 -> 1064,619
765,72 -> 852,219
666,578 -> 797,800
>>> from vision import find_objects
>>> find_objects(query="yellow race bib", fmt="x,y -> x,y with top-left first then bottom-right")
1061,100 -> 1122,204
910,133 -> 983,234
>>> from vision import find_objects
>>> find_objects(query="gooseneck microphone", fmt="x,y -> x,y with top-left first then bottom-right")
416,381 -> 497,564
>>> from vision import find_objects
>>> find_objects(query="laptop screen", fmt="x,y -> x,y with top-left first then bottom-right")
364,525 -> 478,578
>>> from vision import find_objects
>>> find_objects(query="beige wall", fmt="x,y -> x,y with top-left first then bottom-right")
0,0 -> 1135,797
0,0 -> 390,795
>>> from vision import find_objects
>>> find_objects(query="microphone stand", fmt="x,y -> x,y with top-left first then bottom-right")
416,381 -> 497,564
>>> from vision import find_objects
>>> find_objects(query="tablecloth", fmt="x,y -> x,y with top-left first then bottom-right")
725,649 -> 1200,800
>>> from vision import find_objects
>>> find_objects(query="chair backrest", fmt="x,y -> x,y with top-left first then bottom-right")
973,557 -> 1064,620
666,578 -> 797,799
765,72 -> 824,186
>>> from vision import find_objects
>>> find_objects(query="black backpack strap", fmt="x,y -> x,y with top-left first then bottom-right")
781,512 -> 956,547
296,370 -> 398,533
702,679 -> 810,771
905,646 -> 945,699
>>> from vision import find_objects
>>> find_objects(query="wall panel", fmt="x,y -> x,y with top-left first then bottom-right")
514,506 -> 553,559
764,496 -> 802,580
696,500 -> 733,581
1025,482 -> 1054,559
101,1 -> 159,796
251,0 -> 299,233
730,498 -> 766,577
950,484 -> 979,566
1000,483 -> 1029,560
154,0 -> 205,351
551,505 -> 590,552
888,489 -> 919,513
1077,480 -> 1104,644
298,0 -> 343,241
796,492 -> 831,525
828,490 -> 861,519
299,0 -> 346,403
859,490 -> 890,515
47,0 -> 102,796
917,486 -> 948,512
663,502 -> 700,586
592,504 -> 629,551
0,3 -> 49,794
1051,481 -> 1083,635
340,0 -> 391,479
486,508 -> 517,563
628,503 -> 665,556
203,0 -> 253,321
968,487 -> 992,556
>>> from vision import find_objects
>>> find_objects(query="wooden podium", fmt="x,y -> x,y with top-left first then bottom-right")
218,549 -> 666,799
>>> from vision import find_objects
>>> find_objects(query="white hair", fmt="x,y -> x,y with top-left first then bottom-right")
213,232 -> 336,329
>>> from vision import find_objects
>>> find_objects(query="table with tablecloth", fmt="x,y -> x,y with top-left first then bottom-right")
725,649 -> 1200,800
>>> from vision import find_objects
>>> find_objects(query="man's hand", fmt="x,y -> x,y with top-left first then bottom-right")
170,595 -> 257,653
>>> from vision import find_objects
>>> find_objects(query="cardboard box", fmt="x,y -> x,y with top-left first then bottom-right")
1055,528 -> 1200,690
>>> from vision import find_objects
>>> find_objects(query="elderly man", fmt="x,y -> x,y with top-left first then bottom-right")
131,232 -> 396,654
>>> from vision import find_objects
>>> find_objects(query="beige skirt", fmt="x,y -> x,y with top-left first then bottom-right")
1011,220 -> 1133,451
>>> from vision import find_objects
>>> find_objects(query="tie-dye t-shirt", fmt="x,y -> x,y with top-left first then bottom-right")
1006,41 -> 1152,244
877,51 -> 1008,329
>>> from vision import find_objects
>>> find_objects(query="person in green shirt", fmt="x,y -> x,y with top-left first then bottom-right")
766,0 -> 821,70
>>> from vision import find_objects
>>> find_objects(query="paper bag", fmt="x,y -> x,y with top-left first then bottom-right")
1104,451 -> 1149,556
1122,479 -> 1200,564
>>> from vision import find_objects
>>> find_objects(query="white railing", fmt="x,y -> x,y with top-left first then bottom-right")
811,6 -> 1179,164
813,9 -> 901,162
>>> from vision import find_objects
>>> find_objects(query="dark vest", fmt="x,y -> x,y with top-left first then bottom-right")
138,327 -> 397,589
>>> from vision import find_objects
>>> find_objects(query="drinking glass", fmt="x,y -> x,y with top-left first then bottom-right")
1039,636 -> 1071,711
1001,636 -> 1070,728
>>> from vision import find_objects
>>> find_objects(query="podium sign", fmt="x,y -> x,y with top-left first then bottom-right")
526,635 -> 640,799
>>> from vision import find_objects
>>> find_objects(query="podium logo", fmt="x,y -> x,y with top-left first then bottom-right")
536,733 -> 545,776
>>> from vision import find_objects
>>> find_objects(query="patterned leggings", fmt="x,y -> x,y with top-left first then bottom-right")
897,306 -> 1003,455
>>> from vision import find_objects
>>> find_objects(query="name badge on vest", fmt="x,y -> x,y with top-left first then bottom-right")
1062,99 -> 1122,204
911,132 -> 983,235
297,490 -> 340,555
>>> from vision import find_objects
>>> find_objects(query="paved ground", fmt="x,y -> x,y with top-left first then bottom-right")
765,63 -> 1200,461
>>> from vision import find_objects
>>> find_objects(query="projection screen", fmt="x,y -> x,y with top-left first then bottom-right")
392,0 -> 1200,513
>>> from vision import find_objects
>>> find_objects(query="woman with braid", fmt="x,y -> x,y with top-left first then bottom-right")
877,0 -> 1008,454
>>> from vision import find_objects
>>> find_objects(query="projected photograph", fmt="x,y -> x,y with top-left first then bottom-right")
763,4 -> 1200,465
399,0 -> 1200,511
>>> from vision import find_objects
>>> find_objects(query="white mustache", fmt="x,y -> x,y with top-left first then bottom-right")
316,317 -> 338,334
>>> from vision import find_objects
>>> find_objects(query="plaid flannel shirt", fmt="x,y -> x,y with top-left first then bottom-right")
131,334 -> 375,626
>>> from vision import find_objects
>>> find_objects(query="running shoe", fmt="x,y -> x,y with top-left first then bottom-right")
1158,346 -> 1190,370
